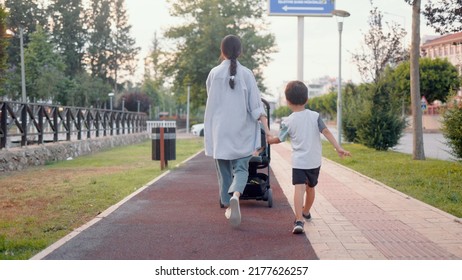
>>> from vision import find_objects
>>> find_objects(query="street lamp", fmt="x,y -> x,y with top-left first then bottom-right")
6,28 -> 26,102
19,27 -> 26,103
332,9 -> 350,145
186,83 -> 191,134
108,92 -> 115,110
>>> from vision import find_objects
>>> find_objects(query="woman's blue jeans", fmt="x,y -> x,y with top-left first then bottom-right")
215,155 -> 252,207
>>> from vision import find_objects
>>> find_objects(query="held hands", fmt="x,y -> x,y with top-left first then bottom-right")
266,133 -> 279,145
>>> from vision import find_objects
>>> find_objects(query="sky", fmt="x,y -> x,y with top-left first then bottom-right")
125,0 -> 438,99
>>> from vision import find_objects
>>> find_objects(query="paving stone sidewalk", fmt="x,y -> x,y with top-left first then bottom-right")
270,142 -> 462,260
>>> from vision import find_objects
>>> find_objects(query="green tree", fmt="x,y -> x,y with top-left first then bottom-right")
5,0 -> 47,65
110,0 -> 139,94
442,97 -> 462,160
143,33 -> 177,119
87,0 -> 112,83
163,0 -> 276,113
355,81 -> 407,150
142,78 -> 163,112
273,105 -> 291,119
390,57 -> 460,104
423,0 -> 462,34
67,72 -> 112,107
347,0 -> 408,150
0,5 -> 9,87
48,0 -> 87,78
24,26 -> 67,102
119,92 -> 151,113
351,2 -> 407,83
419,57 -> 459,104
307,92 -> 337,121
145,32 -> 165,83
342,83 -> 373,143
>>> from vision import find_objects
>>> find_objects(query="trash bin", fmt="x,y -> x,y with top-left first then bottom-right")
152,127 -> 176,161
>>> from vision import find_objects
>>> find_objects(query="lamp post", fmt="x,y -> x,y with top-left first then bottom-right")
6,28 -> 26,102
137,100 -> 140,113
121,97 -> 125,112
186,83 -> 191,134
19,27 -> 26,103
108,92 -> 114,110
332,9 -> 350,145
297,16 -> 304,81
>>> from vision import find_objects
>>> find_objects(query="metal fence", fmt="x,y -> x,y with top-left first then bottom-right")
0,101 -> 147,149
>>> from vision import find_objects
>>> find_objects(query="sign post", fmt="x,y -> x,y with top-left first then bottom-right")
268,0 -> 335,82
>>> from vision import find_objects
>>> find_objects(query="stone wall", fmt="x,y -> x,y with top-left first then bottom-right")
0,133 -> 149,172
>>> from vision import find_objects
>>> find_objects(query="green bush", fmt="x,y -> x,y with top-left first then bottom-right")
344,81 -> 406,150
442,100 -> 462,160
343,83 -> 370,142
307,91 -> 337,121
273,105 -> 291,119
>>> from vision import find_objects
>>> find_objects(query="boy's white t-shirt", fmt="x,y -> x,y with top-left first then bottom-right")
278,109 -> 326,169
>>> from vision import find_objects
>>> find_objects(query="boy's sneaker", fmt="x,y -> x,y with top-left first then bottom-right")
292,220 -> 305,234
302,212 -> 312,221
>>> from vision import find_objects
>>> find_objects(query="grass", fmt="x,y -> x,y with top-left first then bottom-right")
0,137 -> 204,260
322,141 -> 462,218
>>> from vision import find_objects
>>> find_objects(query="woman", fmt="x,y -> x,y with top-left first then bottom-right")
204,35 -> 269,227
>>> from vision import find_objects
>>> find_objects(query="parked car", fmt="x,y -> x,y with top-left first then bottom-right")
191,123 -> 204,137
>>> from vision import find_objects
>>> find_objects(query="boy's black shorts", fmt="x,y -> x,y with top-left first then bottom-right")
292,167 -> 321,187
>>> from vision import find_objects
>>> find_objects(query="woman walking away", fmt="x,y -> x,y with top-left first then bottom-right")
204,35 -> 270,227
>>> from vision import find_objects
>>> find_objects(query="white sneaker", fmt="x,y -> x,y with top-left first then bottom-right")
229,196 -> 241,227
225,207 -> 231,219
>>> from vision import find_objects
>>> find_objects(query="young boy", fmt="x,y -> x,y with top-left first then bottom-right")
267,81 -> 351,234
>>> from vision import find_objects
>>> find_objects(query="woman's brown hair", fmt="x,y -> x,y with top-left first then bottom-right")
220,35 -> 242,89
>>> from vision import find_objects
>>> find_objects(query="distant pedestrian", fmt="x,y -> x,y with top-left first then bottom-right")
204,34 -> 270,227
268,80 -> 351,234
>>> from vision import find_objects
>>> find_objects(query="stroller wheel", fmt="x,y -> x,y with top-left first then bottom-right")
263,190 -> 268,201
267,189 -> 273,208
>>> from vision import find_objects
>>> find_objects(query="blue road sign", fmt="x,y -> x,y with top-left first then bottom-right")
268,0 -> 335,17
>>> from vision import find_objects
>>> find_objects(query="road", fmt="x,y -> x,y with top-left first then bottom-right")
326,126 -> 454,161
392,131 -> 454,161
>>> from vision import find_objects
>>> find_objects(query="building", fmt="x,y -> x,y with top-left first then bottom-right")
421,31 -> 462,74
275,76 -> 336,107
421,31 -> 462,106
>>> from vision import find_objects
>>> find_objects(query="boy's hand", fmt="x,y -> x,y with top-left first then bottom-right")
336,148 -> 351,158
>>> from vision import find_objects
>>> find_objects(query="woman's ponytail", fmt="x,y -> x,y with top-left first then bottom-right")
229,58 -> 237,89
220,35 -> 242,90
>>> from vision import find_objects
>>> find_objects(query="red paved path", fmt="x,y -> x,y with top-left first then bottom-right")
39,151 -> 318,260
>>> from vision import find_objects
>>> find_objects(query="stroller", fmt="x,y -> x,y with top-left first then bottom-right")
219,98 -> 273,208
